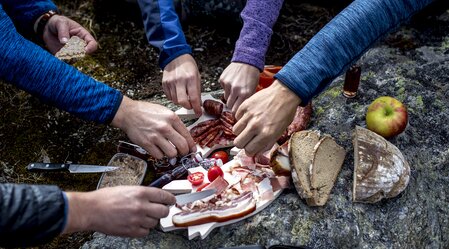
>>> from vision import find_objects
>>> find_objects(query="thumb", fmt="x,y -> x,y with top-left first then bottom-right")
55,19 -> 70,44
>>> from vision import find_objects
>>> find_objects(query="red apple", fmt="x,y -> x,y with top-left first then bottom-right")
365,96 -> 408,138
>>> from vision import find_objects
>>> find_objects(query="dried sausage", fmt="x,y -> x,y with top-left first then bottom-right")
203,100 -> 224,117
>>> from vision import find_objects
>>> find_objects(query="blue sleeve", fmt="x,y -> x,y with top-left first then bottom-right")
0,5 -> 123,124
274,0 -> 434,106
137,0 -> 192,69
0,184 -> 66,247
0,0 -> 58,37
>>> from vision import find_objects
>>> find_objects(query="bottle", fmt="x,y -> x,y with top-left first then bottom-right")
343,65 -> 361,98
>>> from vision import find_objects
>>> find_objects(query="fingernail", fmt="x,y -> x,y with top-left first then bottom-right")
61,37 -> 68,43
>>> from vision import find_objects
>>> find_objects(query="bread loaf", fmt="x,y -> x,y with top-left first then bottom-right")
288,130 -> 320,199
309,135 -> 346,206
352,126 -> 410,203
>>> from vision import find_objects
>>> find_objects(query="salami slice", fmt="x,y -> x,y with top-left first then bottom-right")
190,119 -> 220,138
206,130 -> 223,148
200,128 -> 220,147
221,111 -> 236,125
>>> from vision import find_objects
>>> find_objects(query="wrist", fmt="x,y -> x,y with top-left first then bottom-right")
270,80 -> 302,106
111,96 -> 133,131
63,192 -> 93,233
34,10 -> 58,38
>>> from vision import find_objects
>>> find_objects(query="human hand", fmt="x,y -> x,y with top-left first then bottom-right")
219,62 -> 260,113
233,80 -> 301,156
111,96 -> 196,159
43,15 -> 98,55
63,186 -> 176,237
162,54 -> 202,115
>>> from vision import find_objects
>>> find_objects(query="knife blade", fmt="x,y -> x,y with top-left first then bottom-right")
175,189 -> 216,205
27,163 -> 119,173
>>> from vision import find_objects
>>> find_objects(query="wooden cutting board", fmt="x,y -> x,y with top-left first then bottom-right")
176,94 -> 234,158
160,160 -> 283,240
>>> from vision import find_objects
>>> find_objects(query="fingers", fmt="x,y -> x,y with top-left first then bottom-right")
186,80 -> 202,115
233,126 -> 257,150
71,27 -> 98,54
55,19 -> 70,44
244,135 -> 275,156
146,188 -> 176,205
231,96 -> 244,114
171,118 -> 197,153
155,138 -> 178,159
226,89 -> 238,111
175,82 -> 192,110
145,143 -> 164,160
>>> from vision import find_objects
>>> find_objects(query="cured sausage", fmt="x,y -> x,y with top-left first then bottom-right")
277,101 -> 313,144
203,99 -> 224,117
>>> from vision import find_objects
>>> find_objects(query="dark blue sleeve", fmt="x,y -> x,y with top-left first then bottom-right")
0,5 -> 123,124
137,0 -> 192,69
0,184 -> 66,247
0,0 -> 58,37
275,0 -> 434,106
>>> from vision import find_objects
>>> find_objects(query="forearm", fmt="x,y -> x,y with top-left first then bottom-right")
275,0 -> 433,105
0,184 -> 66,248
1,0 -> 57,37
137,0 -> 192,68
0,8 -> 122,123
231,0 -> 284,71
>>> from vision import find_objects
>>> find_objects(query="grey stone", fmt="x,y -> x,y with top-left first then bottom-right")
83,6 -> 449,249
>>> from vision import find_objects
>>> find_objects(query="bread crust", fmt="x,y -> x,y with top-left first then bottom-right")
288,130 -> 320,199
352,126 -> 410,203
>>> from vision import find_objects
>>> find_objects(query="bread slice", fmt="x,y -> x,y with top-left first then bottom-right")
353,126 -> 410,203
288,130 -> 320,199
308,135 -> 346,206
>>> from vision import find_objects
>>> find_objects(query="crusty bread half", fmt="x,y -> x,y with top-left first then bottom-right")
308,135 -> 346,206
288,130 -> 320,199
353,126 -> 410,203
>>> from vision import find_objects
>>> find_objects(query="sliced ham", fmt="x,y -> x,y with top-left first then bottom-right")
204,175 -> 229,195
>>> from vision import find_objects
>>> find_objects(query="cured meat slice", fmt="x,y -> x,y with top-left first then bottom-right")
172,191 -> 256,227
221,111 -> 236,125
190,119 -> 220,138
200,127 -> 220,147
203,99 -> 224,117
206,130 -> 222,148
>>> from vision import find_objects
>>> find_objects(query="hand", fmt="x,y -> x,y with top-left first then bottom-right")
63,186 -> 176,237
233,80 -> 301,156
162,54 -> 202,115
111,96 -> 196,159
219,62 -> 260,113
43,15 -> 98,55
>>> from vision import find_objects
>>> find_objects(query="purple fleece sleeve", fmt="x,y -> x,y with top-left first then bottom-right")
231,0 -> 284,71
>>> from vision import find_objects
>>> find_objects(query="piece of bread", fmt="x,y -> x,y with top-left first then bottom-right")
288,130 -> 321,199
352,126 -> 410,203
308,135 -> 346,206
55,36 -> 86,61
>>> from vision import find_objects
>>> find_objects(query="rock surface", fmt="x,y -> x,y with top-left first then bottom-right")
83,3 -> 449,249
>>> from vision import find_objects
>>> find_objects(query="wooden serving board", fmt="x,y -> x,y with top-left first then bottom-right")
176,94 -> 234,158
160,160 -> 283,240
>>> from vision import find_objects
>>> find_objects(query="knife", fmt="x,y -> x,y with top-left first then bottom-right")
27,163 -> 119,173
175,189 -> 216,205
